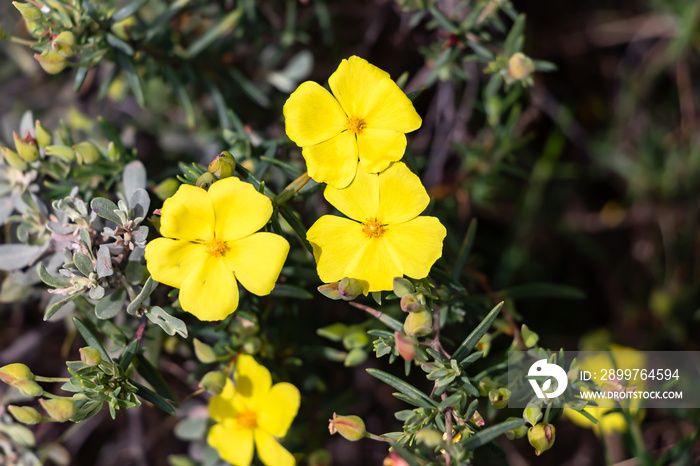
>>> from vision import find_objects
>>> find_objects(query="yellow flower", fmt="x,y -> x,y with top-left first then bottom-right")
564,345 -> 645,435
306,162 -> 446,292
207,355 -> 300,466
145,178 -> 289,321
284,56 -> 422,189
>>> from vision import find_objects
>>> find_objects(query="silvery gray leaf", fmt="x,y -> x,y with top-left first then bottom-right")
89,285 -> 105,300
147,306 -> 188,338
123,160 -> 147,200
0,243 -> 49,271
129,188 -> 150,222
96,245 -> 113,278
91,198 -> 122,225
73,251 -> 94,277
95,288 -> 126,319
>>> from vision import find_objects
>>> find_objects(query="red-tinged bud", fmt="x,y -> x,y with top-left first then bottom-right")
8,405 -> 42,424
328,413 -> 366,441
317,281 -> 340,300
39,398 -> 76,422
394,331 -> 417,361
52,31 -> 77,57
14,379 -> 43,397
403,309 -> 432,337
34,50 -> 67,75
400,293 -> 423,313
528,423 -> 555,455
505,417 -> 528,439
489,387 -> 510,409
13,131 -> 39,162
0,363 -> 34,384
338,277 -> 369,301
392,277 -> 414,298
79,346 -> 102,366
471,409 -> 485,427
208,151 -> 236,179
196,172 -> 216,190
508,52 -> 535,81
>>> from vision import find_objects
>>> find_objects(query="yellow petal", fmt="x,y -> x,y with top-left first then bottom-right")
383,217 -> 446,279
208,423 -> 254,466
254,430 -> 295,466
356,129 -> 406,174
208,378 -> 237,423
224,233 -> 290,296
208,177 -> 273,241
376,162 -> 430,224
284,81 -> 347,146
234,355 -> 272,405
179,257 -> 239,321
306,216 -> 366,284
344,236 -> 402,292
160,184 -> 214,242
322,166 -> 379,222
258,382 -> 300,438
302,131 -> 357,188
144,238 -> 207,288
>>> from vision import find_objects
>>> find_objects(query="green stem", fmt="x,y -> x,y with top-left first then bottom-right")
41,392 -> 74,400
365,432 -> 392,443
7,36 -> 35,47
34,376 -> 71,383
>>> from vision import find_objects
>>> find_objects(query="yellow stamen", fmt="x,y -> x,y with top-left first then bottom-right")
236,409 -> 258,429
205,238 -> 229,258
345,116 -> 367,135
362,218 -> 387,238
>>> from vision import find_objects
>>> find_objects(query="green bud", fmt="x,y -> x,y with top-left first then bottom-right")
34,50 -> 67,75
392,277 -> 414,298
342,329 -> 369,350
328,413 -> 366,441
39,398 -> 76,422
153,178 -> 180,200
0,146 -> 28,170
72,141 -> 100,164
478,376 -> 496,397
106,141 -> 122,161
316,323 -> 347,341
521,324 -> 539,348
12,2 -> 43,21
403,309 -> 432,337
338,277 -> 369,301
415,428 -> 442,447
193,338 -> 217,363
343,347 -> 367,367
523,401 -> 543,426
45,145 -> 76,163
400,293 -> 423,312
470,409 -> 485,427
508,52 -> 535,81
0,363 -> 34,384
35,120 -> 52,147
13,131 -> 39,162
79,346 -> 102,366
52,31 -> 77,58
200,371 -> 227,395
208,151 -> 236,179
528,423 -> 555,455
489,387 -> 510,409
394,331 -> 417,361
317,281 -> 340,300
242,335 -> 262,355
505,417 -> 528,440
8,405 -> 42,424
14,379 -> 43,397
196,172 -> 216,189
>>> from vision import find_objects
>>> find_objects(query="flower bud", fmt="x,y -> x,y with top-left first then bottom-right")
343,347 -> 367,367
0,363 -> 34,384
508,52 -> 535,81
208,151 -> 236,179
196,172 -> 216,189
0,146 -> 28,170
79,346 -> 102,366
477,377 -> 496,397
193,338 -> 217,363
45,145 -> 76,163
12,2 -> 43,21
317,281 -> 341,300
13,131 -> 39,162
523,402 -> 543,426
35,120 -> 52,147
200,371 -> 226,395
400,293 -> 423,313
470,410 -> 485,427
153,178 -> 180,200
14,379 -> 43,397
73,141 -> 100,164
489,388 -> 510,409
521,324 -> 539,348
242,335 -> 262,354
394,331 -> 417,361
8,405 -> 42,424
392,277 -> 414,298
328,413 -> 366,441
505,417 -> 528,440
338,277 -> 369,301
52,31 -> 77,57
34,50 -> 67,75
415,428 -> 442,447
403,309 -> 432,337
528,423 -> 555,455
39,398 -> 76,422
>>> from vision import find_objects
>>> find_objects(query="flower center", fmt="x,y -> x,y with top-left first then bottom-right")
362,218 -> 387,238
236,409 -> 258,429
345,116 -> 367,135
205,238 -> 229,258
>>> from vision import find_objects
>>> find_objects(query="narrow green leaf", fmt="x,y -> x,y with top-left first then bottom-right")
145,0 -> 190,41
183,8 -> 244,59
106,33 -> 134,56
98,116 -> 126,154
460,418 -> 525,449
270,284 -> 313,299
39,263 -> 70,288
406,89 -> 423,101
134,353 -> 177,401
496,283 -> 584,300
278,205 -> 313,254
74,66 -> 90,92
111,0 -> 149,23
130,380 -> 176,415
126,276 -> 158,315
503,14 -> 525,55
119,339 -> 139,371
116,52 -> 145,107
366,368 -> 438,407
73,251 -> 94,277
576,409 -> 599,424
73,317 -> 112,362
452,218 -> 477,280
44,293 -> 81,321
452,302 -> 503,361
163,64 -> 196,128
428,6 -> 459,33
438,392 -> 463,411
391,446 -> 421,466
392,392 -> 437,410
